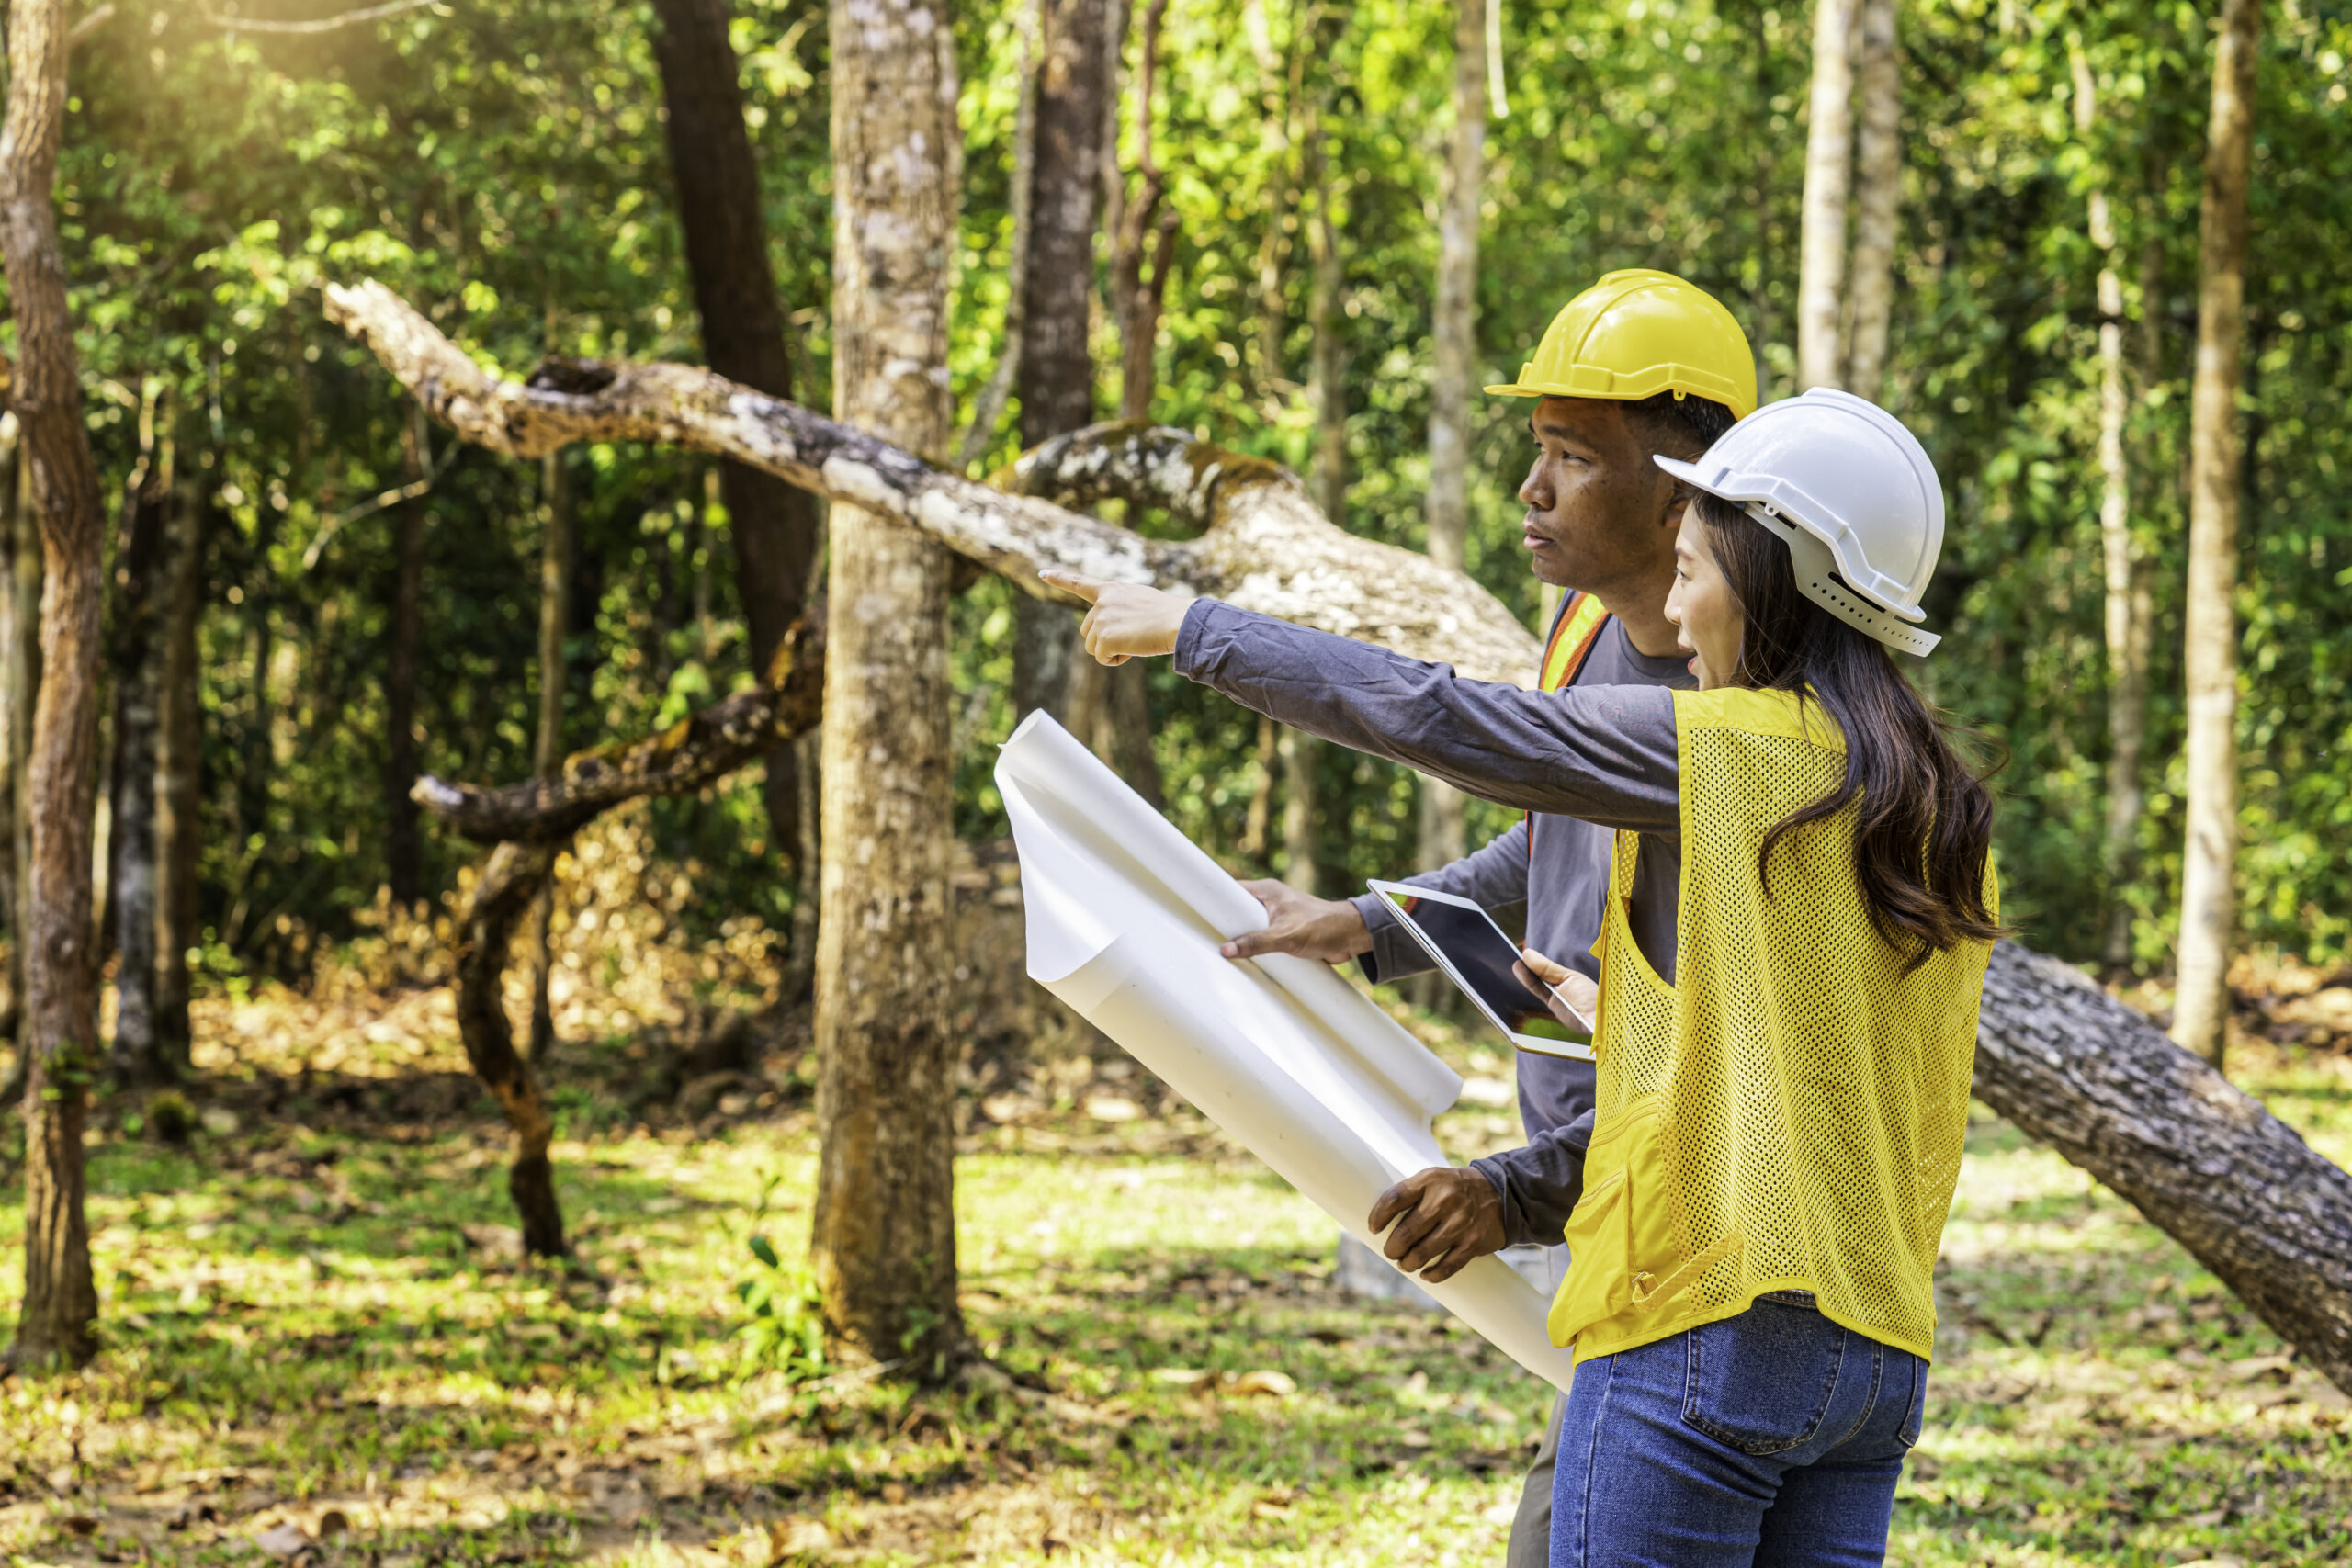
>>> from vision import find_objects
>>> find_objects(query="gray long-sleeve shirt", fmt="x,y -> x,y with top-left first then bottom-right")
1174,599 -> 1690,1247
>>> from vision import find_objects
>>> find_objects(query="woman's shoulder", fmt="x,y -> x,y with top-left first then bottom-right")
1671,687 -> 1848,753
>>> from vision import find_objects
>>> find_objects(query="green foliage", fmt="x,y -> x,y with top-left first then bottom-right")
35,0 -> 2352,976
735,1231 -> 830,1383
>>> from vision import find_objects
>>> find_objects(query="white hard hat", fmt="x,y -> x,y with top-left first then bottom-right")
1655,388 -> 1946,658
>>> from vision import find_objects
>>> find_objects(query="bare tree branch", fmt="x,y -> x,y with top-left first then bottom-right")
67,5 -> 115,48
413,613 -> 824,844
202,0 -> 441,34
301,429 -> 458,570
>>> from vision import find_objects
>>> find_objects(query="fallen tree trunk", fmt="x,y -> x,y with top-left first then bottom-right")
1975,943 -> 2352,1391
340,279 -> 2352,1391
322,279 -> 1538,686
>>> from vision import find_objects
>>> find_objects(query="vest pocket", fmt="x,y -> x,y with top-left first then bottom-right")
1546,1095 -> 1674,1348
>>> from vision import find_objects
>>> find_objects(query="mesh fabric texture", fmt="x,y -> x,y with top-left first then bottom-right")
1548,687 -> 1993,1363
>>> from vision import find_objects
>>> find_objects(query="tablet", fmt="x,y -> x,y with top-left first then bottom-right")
1366,880 -> 1595,1061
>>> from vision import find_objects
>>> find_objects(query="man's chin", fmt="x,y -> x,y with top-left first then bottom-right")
1523,551 -> 1577,590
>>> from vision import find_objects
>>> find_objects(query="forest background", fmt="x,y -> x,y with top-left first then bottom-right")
0,0 -> 2347,1555
23,0 -> 2348,991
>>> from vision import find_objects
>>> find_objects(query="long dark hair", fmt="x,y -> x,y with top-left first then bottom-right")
1694,492 -> 2003,965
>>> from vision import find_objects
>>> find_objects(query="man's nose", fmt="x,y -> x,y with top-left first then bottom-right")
1519,462 -> 1548,510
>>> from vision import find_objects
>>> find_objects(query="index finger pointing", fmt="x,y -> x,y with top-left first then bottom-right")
1037,567 -> 1103,604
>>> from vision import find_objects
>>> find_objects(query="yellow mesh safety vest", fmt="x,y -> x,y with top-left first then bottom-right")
1545,687 -> 1995,1364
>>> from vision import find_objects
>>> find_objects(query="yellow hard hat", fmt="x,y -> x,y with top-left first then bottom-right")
1487,268 -> 1758,420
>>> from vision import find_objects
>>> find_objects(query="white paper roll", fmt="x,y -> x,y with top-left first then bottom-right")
997,711 -> 1577,1393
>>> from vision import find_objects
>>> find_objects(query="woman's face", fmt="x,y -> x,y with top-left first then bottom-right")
1665,505 -> 1747,690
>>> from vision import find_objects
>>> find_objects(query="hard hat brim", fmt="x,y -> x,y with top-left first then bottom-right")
1655,453 -> 1929,626
1487,366 -> 1758,421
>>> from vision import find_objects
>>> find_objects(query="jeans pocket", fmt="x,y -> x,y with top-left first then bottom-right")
1679,1298 -> 1844,1456
1894,1355 -> 1928,1447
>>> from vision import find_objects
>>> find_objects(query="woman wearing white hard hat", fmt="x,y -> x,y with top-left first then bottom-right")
1045,385 -> 1999,1567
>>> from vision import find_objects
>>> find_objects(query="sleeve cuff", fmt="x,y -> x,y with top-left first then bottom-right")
1170,597 -> 1225,680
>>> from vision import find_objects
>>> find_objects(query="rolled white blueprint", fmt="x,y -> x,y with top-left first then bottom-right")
997,711 -> 1578,1393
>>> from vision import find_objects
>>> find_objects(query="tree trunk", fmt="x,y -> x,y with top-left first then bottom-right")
383,405 -> 427,908
346,297 -> 2352,1392
3,0 -> 107,1371
526,450 -> 570,1060
1279,722 -> 1317,897
153,456 -> 204,1069
105,403 -> 171,1086
1795,0 -> 1859,390
453,840 -> 568,1258
0,416 -> 20,1042
1306,103 -> 1346,531
2071,39 -> 2151,977
813,0 -> 967,1374
1011,0 -> 1111,723
1418,0 -> 1484,897
2173,0 -> 2259,1069
650,0 -> 822,880
1241,711 -> 1275,863
1110,0 -> 1177,424
1842,0 -> 1898,399
7,431 -> 39,1043
1246,0 -> 1296,397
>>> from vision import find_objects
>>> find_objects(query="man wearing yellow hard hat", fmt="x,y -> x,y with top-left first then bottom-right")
1214,268 -> 1758,1567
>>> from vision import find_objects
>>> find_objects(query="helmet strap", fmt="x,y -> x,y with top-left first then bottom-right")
1742,502 -> 1941,658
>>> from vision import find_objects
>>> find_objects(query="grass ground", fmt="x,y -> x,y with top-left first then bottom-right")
1,977 -> 2349,1567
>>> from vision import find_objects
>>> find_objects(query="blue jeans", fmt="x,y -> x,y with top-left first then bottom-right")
1549,1293 -> 1927,1568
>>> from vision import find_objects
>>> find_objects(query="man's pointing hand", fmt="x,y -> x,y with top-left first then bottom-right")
1037,569 -> 1190,665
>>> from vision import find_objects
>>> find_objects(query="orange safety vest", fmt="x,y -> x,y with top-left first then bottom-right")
1538,590 -> 1612,694
1526,591 -> 1614,868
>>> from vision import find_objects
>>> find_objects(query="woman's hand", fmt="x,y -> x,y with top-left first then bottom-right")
1038,568 -> 1190,665
1513,946 -> 1599,1032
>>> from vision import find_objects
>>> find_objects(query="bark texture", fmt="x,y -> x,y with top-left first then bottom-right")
3,0 -> 106,1371
815,0 -> 967,1372
2174,0 -> 2260,1067
650,0 -> 821,876
153,459 -> 203,1064
1976,943 -> 2352,1392
322,282 -> 1542,685
335,282 -> 2352,1388
105,411 -> 170,1085
451,840 -> 568,1258
0,418 -> 21,1040
5,426 -> 37,1041
1842,0 -> 1898,398
1795,0 -> 1859,390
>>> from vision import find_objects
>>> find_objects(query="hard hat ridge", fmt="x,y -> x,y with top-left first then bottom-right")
1655,388 -> 1948,658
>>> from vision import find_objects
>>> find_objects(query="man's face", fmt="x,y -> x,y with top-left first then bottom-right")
1515,395 -> 1680,592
